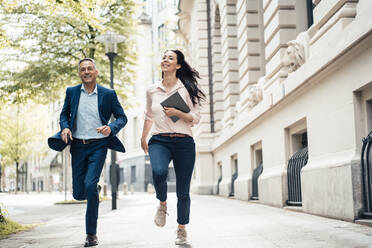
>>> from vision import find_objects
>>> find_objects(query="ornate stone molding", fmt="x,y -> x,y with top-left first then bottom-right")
236,77 -> 265,115
246,83 -> 263,108
177,12 -> 191,44
310,2 -> 357,46
282,32 -> 310,73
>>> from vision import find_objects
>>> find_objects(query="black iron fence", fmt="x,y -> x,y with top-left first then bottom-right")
251,163 -> 263,200
361,131 -> 372,218
216,175 -> 222,195
229,172 -> 238,197
286,147 -> 308,206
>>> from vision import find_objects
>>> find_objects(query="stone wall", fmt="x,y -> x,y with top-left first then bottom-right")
178,0 -> 372,220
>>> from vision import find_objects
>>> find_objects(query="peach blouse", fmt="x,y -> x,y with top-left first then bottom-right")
144,80 -> 201,137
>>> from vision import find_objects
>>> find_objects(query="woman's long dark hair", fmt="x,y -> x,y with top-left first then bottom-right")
163,49 -> 206,106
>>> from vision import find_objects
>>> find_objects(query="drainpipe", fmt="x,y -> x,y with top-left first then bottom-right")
206,0 -> 215,133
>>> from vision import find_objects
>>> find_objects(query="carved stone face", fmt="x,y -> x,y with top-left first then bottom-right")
282,42 -> 305,73
247,84 -> 263,108
284,46 -> 297,72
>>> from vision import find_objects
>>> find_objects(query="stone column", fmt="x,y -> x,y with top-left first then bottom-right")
236,0 -> 265,114
211,5 -> 224,133
188,0 -> 215,194
262,0 -> 301,104
220,0 -> 239,128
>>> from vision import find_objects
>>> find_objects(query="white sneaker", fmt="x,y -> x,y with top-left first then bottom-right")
175,228 -> 187,245
154,204 -> 168,227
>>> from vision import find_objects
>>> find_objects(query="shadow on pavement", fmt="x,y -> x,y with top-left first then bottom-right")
176,244 -> 192,248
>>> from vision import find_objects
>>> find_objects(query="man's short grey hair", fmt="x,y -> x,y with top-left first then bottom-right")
78,58 -> 96,71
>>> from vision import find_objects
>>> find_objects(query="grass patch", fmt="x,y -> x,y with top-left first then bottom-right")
0,218 -> 33,239
55,199 -> 87,205
55,196 -> 109,205
99,196 -> 109,201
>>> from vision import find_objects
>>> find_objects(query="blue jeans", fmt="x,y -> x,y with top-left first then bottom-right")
148,135 -> 196,225
70,139 -> 108,235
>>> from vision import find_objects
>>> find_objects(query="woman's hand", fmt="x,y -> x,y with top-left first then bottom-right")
163,107 -> 194,123
141,138 -> 148,154
140,120 -> 153,155
163,107 -> 181,117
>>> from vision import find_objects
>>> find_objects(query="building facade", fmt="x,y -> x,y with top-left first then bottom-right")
116,0 -> 182,192
27,102 -> 72,193
178,0 -> 372,221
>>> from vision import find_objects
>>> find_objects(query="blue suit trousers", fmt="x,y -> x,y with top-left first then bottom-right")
70,139 -> 108,235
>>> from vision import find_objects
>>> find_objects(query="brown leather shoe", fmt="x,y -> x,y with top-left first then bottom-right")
84,234 -> 98,247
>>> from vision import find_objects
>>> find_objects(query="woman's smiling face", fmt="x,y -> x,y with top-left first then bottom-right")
161,50 -> 181,73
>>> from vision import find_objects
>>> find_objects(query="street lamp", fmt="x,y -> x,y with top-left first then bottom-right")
96,32 -> 125,210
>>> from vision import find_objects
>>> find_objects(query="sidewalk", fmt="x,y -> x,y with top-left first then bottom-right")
1,191 -> 76,222
1,193 -> 372,247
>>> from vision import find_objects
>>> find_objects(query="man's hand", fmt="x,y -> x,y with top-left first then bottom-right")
61,128 -> 73,144
96,125 -> 111,137
163,107 -> 180,117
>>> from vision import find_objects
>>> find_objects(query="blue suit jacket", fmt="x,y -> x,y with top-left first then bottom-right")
48,84 -> 127,152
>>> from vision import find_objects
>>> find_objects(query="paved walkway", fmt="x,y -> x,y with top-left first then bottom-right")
1,193 -> 372,247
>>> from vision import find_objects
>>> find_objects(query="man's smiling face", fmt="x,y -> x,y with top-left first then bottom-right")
79,60 -> 98,84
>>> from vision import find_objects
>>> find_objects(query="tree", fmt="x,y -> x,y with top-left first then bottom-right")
0,0 -> 137,104
0,107 -> 30,192
0,26 -> 8,48
0,103 -> 47,193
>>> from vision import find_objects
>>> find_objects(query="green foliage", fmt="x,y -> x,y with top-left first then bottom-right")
0,27 -> 8,48
0,204 -> 7,223
0,103 -> 48,163
0,106 -> 33,167
0,103 -> 48,192
0,203 -> 33,238
0,218 -> 33,238
54,199 -> 87,205
0,0 -> 137,105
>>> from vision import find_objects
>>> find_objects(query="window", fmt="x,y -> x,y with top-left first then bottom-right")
250,142 -> 263,200
158,0 -> 166,11
169,0 -> 177,8
133,117 -> 138,148
121,128 -> 127,148
306,0 -> 314,28
285,118 -> 308,159
230,154 -> 238,197
217,161 -> 222,181
366,100 -> 372,131
231,154 -> 238,176
285,119 -> 308,206
130,166 -> 136,183
251,141 -> 263,170
142,0 -> 149,14
216,161 -> 223,195
294,1 -> 313,32
158,24 -> 165,50
119,168 -> 124,184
